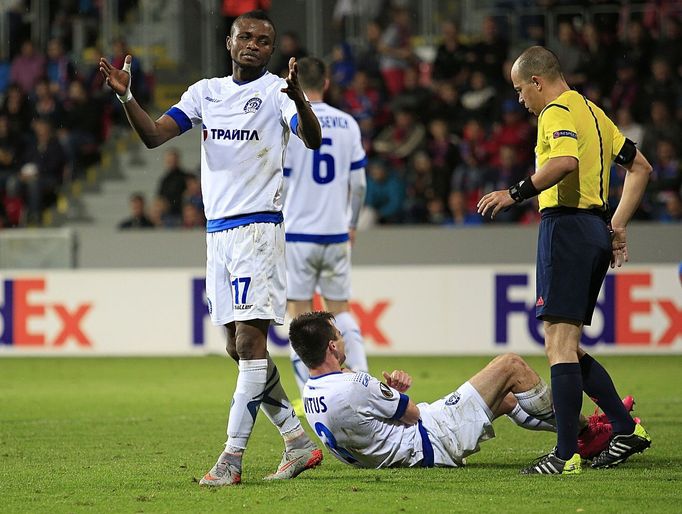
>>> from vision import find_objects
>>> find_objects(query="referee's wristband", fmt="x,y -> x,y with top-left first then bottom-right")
508,176 -> 539,203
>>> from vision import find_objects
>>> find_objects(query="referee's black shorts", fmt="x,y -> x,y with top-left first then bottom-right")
536,207 -> 612,325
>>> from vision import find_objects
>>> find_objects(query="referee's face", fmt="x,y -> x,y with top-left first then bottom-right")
511,68 -> 541,116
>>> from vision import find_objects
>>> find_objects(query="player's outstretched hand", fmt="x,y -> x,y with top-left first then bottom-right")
382,370 -> 412,393
99,54 -> 132,97
281,57 -> 305,102
477,189 -> 515,219
610,226 -> 629,268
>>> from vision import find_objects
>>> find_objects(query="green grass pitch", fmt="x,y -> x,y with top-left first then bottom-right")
1,355 -> 681,513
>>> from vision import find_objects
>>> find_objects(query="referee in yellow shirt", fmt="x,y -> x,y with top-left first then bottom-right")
478,46 -> 652,475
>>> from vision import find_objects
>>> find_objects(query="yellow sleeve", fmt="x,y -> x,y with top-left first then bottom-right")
541,106 -> 579,160
610,122 -> 627,161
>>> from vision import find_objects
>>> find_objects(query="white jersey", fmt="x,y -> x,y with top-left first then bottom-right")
283,102 -> 366,242
303,371 -> 428,468
166,71 -> 299,231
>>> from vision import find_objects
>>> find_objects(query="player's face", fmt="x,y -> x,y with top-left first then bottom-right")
227,19 -> 275,69
329,323 -> 346,366
511,66 -> 541,116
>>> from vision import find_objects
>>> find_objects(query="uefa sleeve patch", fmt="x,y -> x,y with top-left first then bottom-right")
379,383 -> 394,399
553,130 -> 577,139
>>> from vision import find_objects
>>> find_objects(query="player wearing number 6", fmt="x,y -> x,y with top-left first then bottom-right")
289,311 -> 621,470
281,57 -> 369,400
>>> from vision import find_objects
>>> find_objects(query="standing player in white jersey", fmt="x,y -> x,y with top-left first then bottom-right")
289,312 -> 623,470
99,10 -> 324,486
281,57 -> 369,398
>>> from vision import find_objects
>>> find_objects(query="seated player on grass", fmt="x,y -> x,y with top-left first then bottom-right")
289,311 -> 638,473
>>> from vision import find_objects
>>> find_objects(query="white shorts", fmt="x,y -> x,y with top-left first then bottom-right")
205,222 -> 286,326
419,381 -> 495,466
285,241 -> 351,301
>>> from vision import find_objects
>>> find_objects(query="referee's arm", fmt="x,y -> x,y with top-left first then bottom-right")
610,149 -> 652,229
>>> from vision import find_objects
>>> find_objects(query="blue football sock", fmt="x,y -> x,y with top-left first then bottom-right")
551,363 -> 583,460
580,354 -> 636,435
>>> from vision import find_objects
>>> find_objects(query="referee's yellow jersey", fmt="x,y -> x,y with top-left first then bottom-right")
535,90 -> 626,211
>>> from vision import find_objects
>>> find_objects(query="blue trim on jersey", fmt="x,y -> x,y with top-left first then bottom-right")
285,233 -> 349,244
283,167 -> 292,177
231,69 -> 266,85
418,420 -> 435,468
206,211 -> 283,233
391,393 -> 409,420
308,371 -> 343,380
165,107 -> 192,134
290,113 -> 299,136
350,156 -> 368,170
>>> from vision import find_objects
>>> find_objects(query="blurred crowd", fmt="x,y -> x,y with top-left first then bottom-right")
0,0 -> 148,228
2,0 -> 682,230
321,2 -> 682,226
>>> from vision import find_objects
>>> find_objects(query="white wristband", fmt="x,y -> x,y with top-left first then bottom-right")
116,59 -> 133,103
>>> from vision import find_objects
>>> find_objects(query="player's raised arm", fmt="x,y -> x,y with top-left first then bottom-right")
99,54 -> 180,148
281,57 -> 322,149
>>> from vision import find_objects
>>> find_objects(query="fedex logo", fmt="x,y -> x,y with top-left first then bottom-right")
495,273 -> 681,346
191,279 -> 391,346
0,278 -> 92,347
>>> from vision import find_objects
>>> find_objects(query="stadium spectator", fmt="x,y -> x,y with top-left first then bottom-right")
431,19 -> 471,86
148,195 -> 178,228
373,106 -> 425,172
640,57 -> 680,115
392,66 -> 432,124
9,39 -> 45,95
182,173 -> 204,217
577,22 -> 616,97
621,19 -> 655,79
426,118 -> 459,203
118,192 -> 154,229
354,19 -> 386,92
342,68 -> 384,135
615,107 -> 644,145
377,6 -> 414,96
45,37 -> 76,99
445,190 -> 483,226
640,100 -> 682,160
404,151 -> 434,223
1,83 -> 32,138
0,114 -> 22,190
364,158 -> 405,224
33,78 -> 64,126
180,201 -> 204,229
61,80 -> 103,177
20,118 -> 66,224
427,80 -> 465,134
656,16 -> 682,79
270,31 -> 307,78
488,99 -> 534,168
609,59 -> 640,115
649,139 -> 682,219
329,42 -> 355,89
157,147 -> 190,218
471,16 -> 509,88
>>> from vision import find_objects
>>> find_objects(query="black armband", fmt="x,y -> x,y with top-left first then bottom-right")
614,138 -> 637,166
508,176 -> 540,203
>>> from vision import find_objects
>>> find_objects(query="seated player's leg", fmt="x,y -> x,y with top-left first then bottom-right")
320,241 -> 368,372
468,353 -> 554,425
286,241 -> 321,397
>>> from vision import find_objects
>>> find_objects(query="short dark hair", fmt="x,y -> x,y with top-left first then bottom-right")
289,311 -> 336,368
515,46 -> 562,82
297,57 -> 326,91
231,10 -> 276,39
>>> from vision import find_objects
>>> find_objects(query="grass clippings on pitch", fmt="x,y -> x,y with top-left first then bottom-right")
1,355 -> 680,513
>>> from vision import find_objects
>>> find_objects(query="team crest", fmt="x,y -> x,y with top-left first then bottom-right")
379,383 -> 394,399
243,97 -> 262,113
445,392 -> 461,406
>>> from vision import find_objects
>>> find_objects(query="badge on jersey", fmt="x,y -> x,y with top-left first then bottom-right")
244,97 -> 262,114
379,383 -> 394,399
445,392 -> 461,406
553,130 -> 577,139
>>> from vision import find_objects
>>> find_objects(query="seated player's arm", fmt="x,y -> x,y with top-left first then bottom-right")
399,399 -> 421,426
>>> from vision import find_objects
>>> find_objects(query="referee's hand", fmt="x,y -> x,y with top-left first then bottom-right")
610,226 -> 629,268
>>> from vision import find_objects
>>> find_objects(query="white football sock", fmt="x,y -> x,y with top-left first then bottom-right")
225,358 -> 268,451
507,403 -> 557,432
513,378 -> 556,427
259,355 -> 310,450
334,311 -> 368,372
